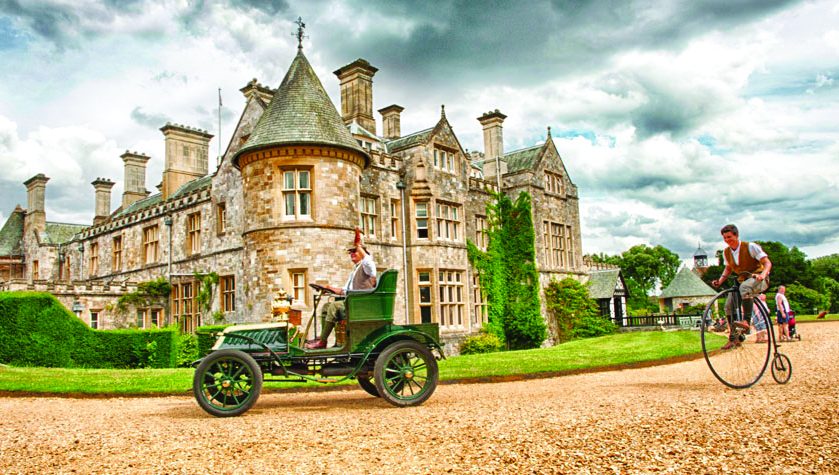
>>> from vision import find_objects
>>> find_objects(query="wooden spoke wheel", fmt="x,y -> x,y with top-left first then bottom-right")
193,349 -> 263,417
374,340 -> 438,407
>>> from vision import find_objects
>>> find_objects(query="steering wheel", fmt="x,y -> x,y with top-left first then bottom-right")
309,283 -> 337,295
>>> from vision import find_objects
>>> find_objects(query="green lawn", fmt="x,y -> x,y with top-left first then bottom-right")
0,330 -> 706,396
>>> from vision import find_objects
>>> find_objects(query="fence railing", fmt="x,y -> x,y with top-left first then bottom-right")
618,313 -> 704,328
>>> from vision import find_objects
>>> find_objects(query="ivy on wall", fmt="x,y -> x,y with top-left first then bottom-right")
468,191 -> 546,350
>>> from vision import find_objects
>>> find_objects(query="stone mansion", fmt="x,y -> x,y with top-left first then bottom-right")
0,44 -> 589,348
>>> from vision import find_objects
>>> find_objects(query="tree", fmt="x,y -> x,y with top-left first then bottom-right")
813,276 -> 839,313
810,254 -> 839,282
754,241 -> 811,288
618,244 -> 681,294
785,283 -> 829,315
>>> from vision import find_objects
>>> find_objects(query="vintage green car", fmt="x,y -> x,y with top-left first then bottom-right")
192,269 -> 444,417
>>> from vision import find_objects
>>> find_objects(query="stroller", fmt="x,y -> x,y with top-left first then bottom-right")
787,310 -> 801,341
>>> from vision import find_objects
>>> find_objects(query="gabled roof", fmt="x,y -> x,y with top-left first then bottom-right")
588,268 -> 622,300
232,50 -> 368,167
385,127 -> 433,153
659,267 -> 716,298
502,144 -> 543,173
43,222 -> 88,245
0,207 -> 25,255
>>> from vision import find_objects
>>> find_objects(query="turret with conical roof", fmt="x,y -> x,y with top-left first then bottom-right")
233,50 -> 369,169
233,44 -> 372,322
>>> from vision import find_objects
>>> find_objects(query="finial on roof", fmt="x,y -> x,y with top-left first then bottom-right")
293,16 -> 307,51
547,126 -> 552,138
441,104 -> 446,119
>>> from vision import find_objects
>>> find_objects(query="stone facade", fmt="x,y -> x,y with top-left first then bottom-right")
1,47 -> 588,352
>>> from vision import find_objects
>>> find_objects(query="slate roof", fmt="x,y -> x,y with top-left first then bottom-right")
659,267 -> 716,298
113,193 -> 163,219
0,208 -> 25,255
43,222 -> 88,245
232,50 -> 369,167
588,269 -> 621,300
385,127 -> 433,153
501,144 -> 542,173
171,175 -> 212,199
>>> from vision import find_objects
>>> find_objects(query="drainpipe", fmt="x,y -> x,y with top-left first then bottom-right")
164,215 -> 173,326
396,180 -> 409,325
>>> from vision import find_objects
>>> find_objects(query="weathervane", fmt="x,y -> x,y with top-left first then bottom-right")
293,16 -> 307,51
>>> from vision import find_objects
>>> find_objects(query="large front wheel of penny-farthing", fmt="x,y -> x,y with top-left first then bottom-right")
374,340 -> 438,407
701,289 -> 771,389
193,349 -> 263,417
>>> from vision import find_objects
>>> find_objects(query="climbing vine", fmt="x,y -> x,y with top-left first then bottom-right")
468,191 -> 546,350
116,277 -> 172,313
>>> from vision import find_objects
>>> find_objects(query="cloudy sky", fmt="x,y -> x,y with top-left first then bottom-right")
1,0 -> 837,261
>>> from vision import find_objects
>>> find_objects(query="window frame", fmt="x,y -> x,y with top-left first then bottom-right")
220,275 -> 236,312
280,167 -> 313,221
216,202 -> 227,235
112,235 -> 123,271
415,201 -> 429,240
359,195 -> 378,238
435,202 -> 461,242
89,242 -> 99,277
142,225 -> 159,265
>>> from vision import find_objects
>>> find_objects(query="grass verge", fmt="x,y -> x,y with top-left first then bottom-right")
0,330 -> 707,396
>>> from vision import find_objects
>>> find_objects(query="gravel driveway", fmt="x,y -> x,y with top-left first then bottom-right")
2,322 -> 837,474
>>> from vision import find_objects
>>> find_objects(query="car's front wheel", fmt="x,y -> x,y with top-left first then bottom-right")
193,349 -> 263,417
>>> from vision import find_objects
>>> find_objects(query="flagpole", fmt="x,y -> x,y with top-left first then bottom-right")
218,88 -> 222,166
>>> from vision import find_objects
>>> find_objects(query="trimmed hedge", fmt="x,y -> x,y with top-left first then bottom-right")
0,291 -> 177,368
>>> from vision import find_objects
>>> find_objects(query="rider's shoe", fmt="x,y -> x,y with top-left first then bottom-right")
304,339 -> 326,349
721,340 -> 741,350
733,321 -> 750,333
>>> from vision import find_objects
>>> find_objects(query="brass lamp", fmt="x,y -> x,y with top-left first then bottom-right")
271,288 -> 292,321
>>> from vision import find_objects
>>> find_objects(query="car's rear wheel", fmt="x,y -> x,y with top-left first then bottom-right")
357,375 -> 381,397
374,340 -> 438,407
193,349 -> 263,417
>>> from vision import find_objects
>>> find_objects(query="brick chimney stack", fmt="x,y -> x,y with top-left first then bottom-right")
160,123 -> 213,200
121,151 -> 151,208
477,110 -> 508,180
239,78 -> 275,104
334,59 -> 378,135
23,173 -> 49,235
378,104 -> 404,140
91,178 -> 115,226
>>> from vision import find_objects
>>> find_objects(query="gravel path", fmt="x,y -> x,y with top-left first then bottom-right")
2,322 -> 838,474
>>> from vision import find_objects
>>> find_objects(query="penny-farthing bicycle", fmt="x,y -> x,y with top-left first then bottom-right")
701,277 -> 792,388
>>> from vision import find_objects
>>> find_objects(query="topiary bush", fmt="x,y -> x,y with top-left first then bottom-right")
459,332 -> 504,355
0,291 -> 177,368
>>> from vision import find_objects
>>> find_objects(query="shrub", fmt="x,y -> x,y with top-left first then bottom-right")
571,315 -> 618,339
544,278 -> 600,343
459,332 -> 504,355
0,291 -> 177,368
176,332 -> 199,367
